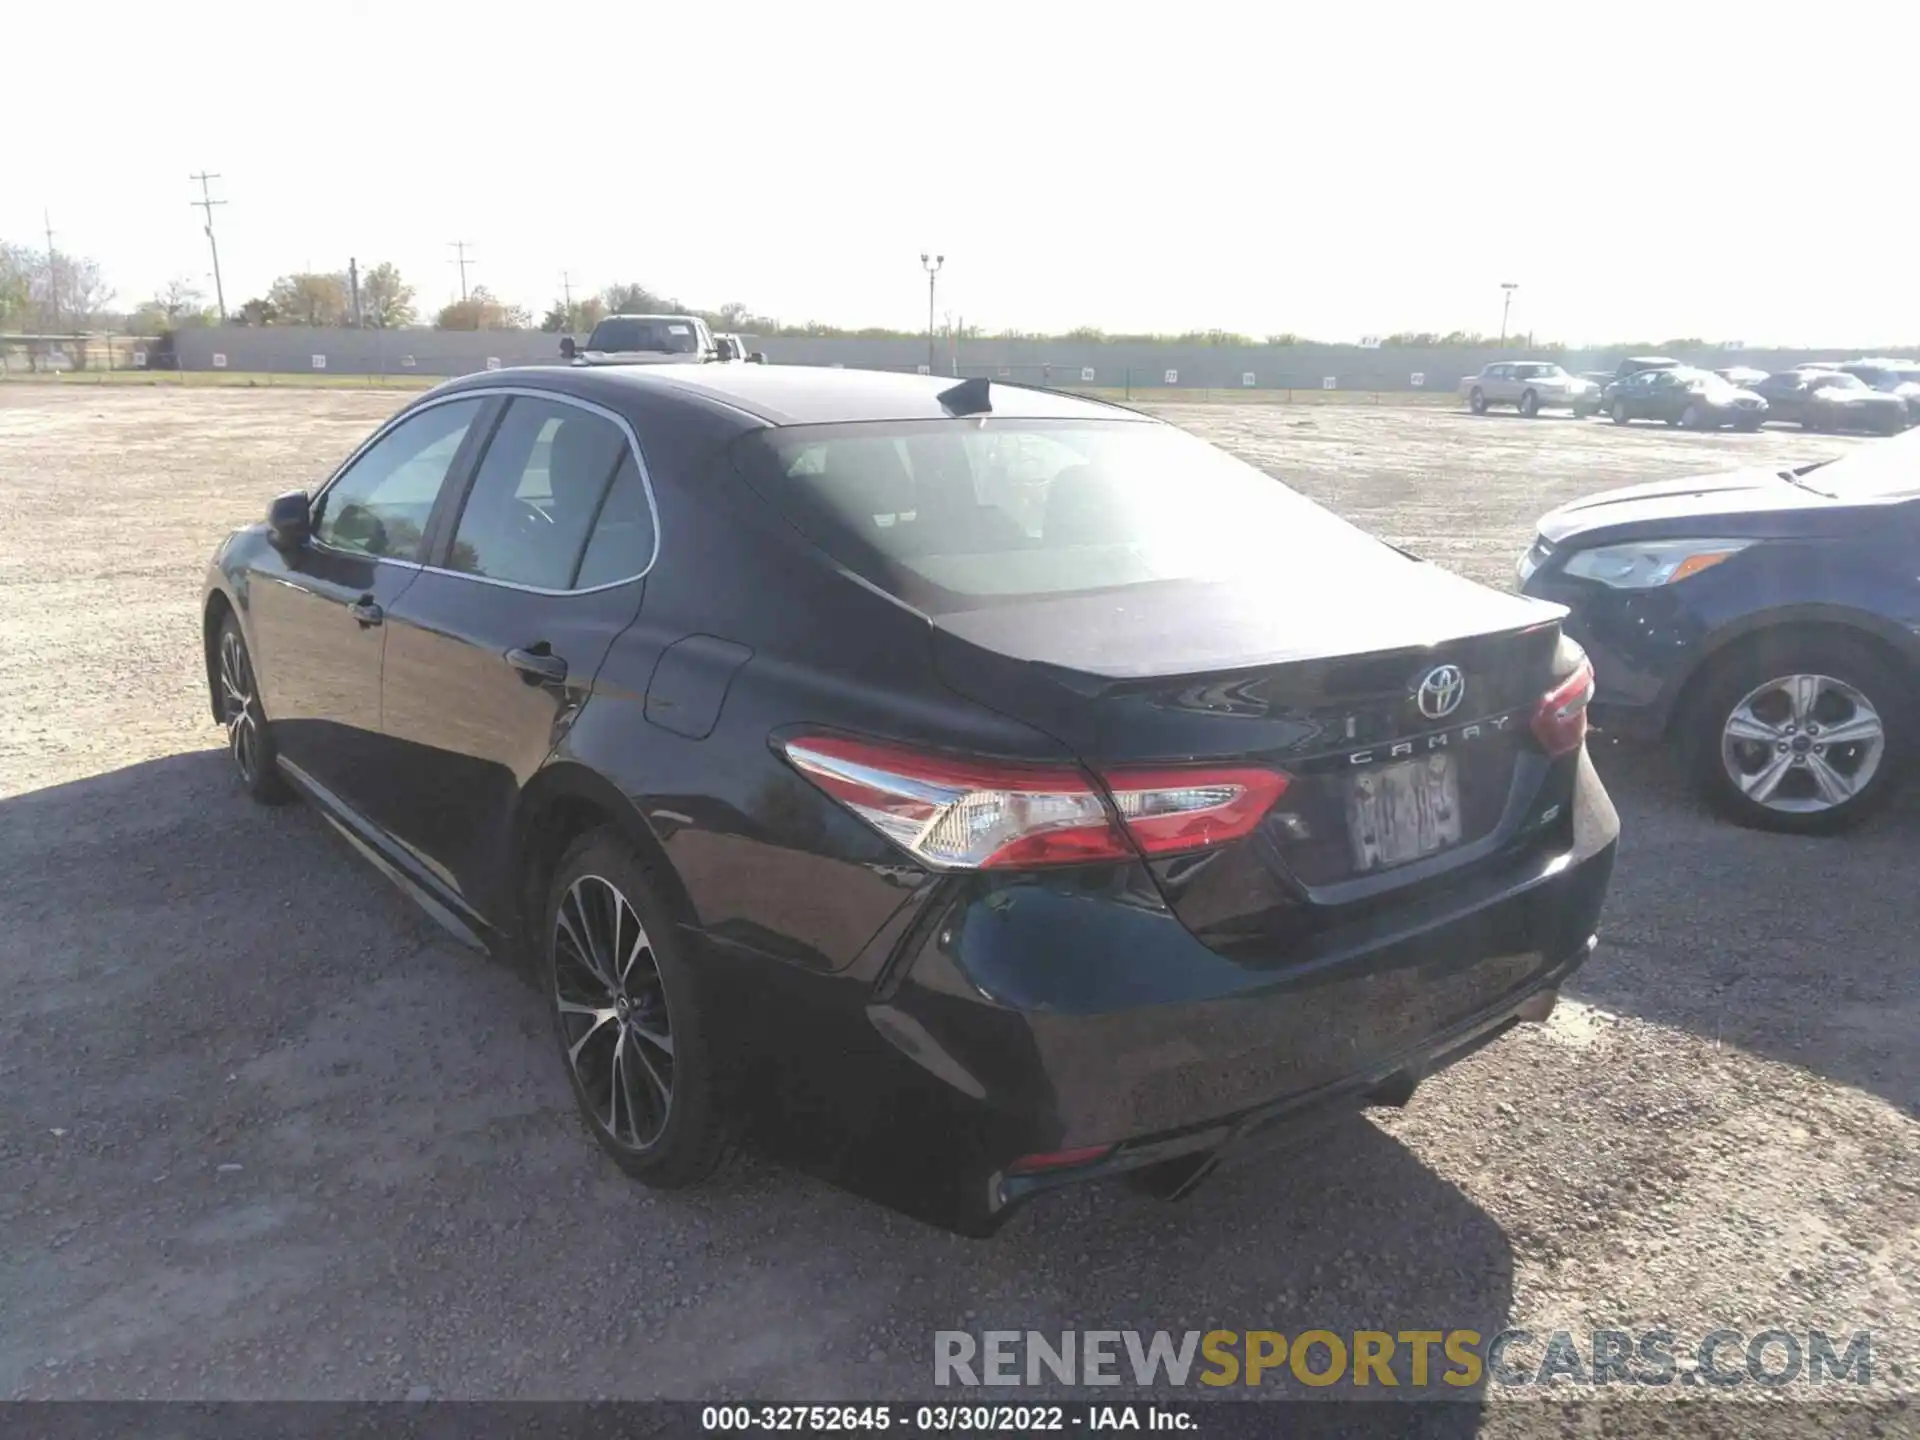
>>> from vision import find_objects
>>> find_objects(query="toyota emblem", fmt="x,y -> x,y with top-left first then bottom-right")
1416,664 -> 1466,720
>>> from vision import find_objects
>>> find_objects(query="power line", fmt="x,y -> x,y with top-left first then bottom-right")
449,240 -> 473,303
189,172 -> 228,322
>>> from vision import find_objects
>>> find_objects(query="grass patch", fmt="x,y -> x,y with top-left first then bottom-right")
0,369 -> 441,390
0,371 -> 1463,407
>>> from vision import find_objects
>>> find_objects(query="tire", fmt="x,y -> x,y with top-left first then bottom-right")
213,612 -> 292,805
1680,403 -> 1703,430
1735,419 -> 1761,433
1469,387 -> 1488,415
1802,414 -> 1825,432
1611,399 -> 1630,425
1520,389 -> 1540,417
545,828 -> 728,1188
1681,632 -> 1910,834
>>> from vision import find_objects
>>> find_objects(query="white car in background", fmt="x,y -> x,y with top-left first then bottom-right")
1461,361 -> 1600,418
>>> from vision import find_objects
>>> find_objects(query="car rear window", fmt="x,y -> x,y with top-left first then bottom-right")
589,318 -> 700,353
729,418 -> 1384,613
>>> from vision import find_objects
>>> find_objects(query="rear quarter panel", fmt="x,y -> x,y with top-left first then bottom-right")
560,421 -> 1074,977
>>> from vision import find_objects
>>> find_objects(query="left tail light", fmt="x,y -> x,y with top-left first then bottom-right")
779,734 -> 1289,871
1532,655 -> 1595,758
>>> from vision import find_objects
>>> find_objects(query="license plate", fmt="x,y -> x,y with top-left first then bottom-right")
1347,753 -> 1462,871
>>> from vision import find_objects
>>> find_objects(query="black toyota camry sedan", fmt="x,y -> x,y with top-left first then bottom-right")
202,364 -> 1618,1234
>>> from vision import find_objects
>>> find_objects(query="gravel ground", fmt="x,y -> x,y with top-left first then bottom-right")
1,387 -> 1914,1421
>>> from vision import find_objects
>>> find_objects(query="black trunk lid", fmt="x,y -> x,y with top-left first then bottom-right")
931,569 -> 1569,948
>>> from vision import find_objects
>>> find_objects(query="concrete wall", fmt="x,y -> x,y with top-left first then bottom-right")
171,326 -> 565,378
0,333 -> 152,373
170,326 -> 1913,393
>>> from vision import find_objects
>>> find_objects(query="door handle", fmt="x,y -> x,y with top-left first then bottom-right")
506,645 -> 569,685
348,596 -> 383,627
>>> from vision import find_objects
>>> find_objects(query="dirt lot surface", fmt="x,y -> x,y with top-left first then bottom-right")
2,388 -> 1914,1423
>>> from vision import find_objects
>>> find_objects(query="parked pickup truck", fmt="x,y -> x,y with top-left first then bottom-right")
1461,361 -> 1600,418
559,314 -> 762,366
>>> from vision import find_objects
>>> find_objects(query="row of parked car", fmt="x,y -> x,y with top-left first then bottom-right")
1463,355 -> 1920,435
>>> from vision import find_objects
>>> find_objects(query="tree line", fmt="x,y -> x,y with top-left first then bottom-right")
0,236 -> 1831,352
0,242 -> 116,332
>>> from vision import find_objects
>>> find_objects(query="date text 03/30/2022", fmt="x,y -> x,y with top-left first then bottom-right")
700,1405 -> 1192,1432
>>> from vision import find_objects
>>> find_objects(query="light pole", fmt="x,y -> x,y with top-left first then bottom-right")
1499,282 -> 1519,350
920,253 -> 944,373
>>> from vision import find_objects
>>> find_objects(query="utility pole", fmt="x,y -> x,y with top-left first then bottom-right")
348,257 -> 363,327
43,211 -> 59,331
1499,282 -> 1519,351
449,240 -> 473,303
189,173 -> 228,322
920,253 -> 944,374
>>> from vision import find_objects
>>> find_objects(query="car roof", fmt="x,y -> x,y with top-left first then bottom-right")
441,363 -> 1148,427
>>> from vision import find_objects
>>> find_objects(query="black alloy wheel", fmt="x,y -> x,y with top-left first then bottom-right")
215,614 -> 291,804
546,829 -> 726,1186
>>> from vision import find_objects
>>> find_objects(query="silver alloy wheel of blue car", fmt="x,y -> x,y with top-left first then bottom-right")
1720,672 -> 1886,813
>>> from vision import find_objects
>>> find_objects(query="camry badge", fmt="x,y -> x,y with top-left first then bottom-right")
1416,664 -> 1466,720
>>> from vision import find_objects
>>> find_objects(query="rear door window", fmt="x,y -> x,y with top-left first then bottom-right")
574,453 -> 657,588
445,397 -> 628,590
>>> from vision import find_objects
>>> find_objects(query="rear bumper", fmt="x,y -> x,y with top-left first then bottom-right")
719,752 -> 1618,1235
1828,405 -> 1908,432
998,936 -> 1593,1213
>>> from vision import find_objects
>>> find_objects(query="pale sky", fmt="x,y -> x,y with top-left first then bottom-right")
10,2 -> 1918,346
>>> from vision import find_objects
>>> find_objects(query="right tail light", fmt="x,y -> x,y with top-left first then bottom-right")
1532,655 -> 1595,758
779,733 -> 1289,871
